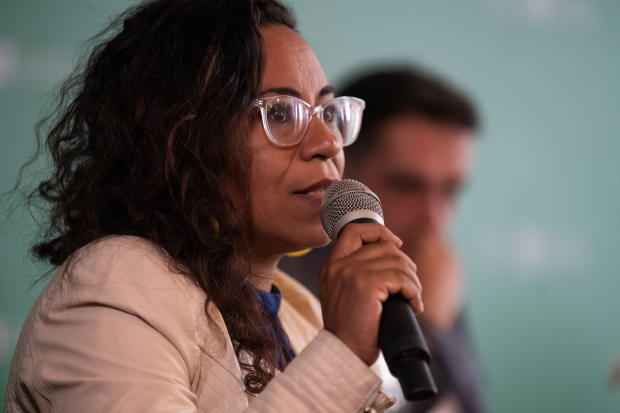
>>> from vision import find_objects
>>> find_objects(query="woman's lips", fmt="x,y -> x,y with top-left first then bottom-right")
294,179 -> 337,206
295,179 -> 338,194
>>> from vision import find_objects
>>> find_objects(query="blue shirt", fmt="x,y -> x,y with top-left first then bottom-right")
257,285 -> 295,369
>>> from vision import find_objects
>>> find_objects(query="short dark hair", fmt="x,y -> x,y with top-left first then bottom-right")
339,66 -> 479,158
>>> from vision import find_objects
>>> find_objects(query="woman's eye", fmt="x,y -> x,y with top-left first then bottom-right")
323,105 -> 336,123
268,103 -> 291,122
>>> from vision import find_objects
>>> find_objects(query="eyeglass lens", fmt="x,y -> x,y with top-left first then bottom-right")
263,96 -> 363,146
264,97 -> 308,146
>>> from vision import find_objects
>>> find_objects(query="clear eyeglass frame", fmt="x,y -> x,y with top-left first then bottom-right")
254,95 -> 366,147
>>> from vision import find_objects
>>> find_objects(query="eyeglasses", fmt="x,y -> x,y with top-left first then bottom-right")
254,95 -> 365,147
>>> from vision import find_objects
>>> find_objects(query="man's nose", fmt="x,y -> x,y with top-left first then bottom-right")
419,191 -> 452,232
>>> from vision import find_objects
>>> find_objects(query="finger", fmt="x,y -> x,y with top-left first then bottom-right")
404,282 -> 425,315
320,243 -> 420,297
340,250 -> 421,290
356,244 -> 418,278
329,223 -> 402,261
364,270 -> 424,315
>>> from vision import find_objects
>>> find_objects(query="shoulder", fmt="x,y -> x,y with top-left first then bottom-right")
7,236 -> 243,412
34,236 -> 209,332
46,236 -> 203,308
33,235 -> 213,341
66,235 -> 196,291
42,235 -> 214,346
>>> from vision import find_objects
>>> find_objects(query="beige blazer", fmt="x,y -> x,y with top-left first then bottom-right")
5,236 -> 394,413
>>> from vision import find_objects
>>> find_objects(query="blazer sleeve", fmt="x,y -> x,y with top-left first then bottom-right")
248,330 -> 393,413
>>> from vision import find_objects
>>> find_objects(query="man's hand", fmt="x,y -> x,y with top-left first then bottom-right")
405,232 -> 464,330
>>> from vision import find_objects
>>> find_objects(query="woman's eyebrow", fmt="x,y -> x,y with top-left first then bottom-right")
318,85 -> 335,97
260,87 -> 300,97
259,85 -> 334,99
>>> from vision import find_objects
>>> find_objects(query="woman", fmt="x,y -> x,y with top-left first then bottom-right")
5,0 -> 423,412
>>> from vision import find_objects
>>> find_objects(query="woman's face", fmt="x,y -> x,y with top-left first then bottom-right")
248,25 -> 344,258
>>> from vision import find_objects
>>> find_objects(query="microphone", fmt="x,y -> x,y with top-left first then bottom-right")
321,179 -> 437,401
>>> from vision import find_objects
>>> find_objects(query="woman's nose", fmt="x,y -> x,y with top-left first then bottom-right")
298,114 -> 342,161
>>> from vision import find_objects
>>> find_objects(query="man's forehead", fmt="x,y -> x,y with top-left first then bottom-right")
378,116 -> 471,152
362,115 -> 474,179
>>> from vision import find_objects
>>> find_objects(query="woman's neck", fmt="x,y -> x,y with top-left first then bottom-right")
252,253 -> 283,292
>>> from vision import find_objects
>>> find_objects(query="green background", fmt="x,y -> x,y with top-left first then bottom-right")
1,0 -> 619,411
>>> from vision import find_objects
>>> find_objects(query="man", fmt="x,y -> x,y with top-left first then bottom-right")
279,66 -> 486,413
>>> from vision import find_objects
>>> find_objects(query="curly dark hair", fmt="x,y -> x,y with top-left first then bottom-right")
29,0 -> 297,394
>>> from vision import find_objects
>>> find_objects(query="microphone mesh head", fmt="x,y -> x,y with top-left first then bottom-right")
321,179 -> 383,239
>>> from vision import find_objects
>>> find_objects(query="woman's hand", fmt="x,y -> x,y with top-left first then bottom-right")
319,223 -> 423,366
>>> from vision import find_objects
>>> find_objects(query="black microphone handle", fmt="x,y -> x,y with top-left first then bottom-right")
378,293 -> 437,401
337,218 -> 437,402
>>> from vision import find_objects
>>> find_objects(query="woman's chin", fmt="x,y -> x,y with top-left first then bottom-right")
285,231 -> 331,253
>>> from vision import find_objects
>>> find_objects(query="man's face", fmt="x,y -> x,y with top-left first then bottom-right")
345,113 -> 475,247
